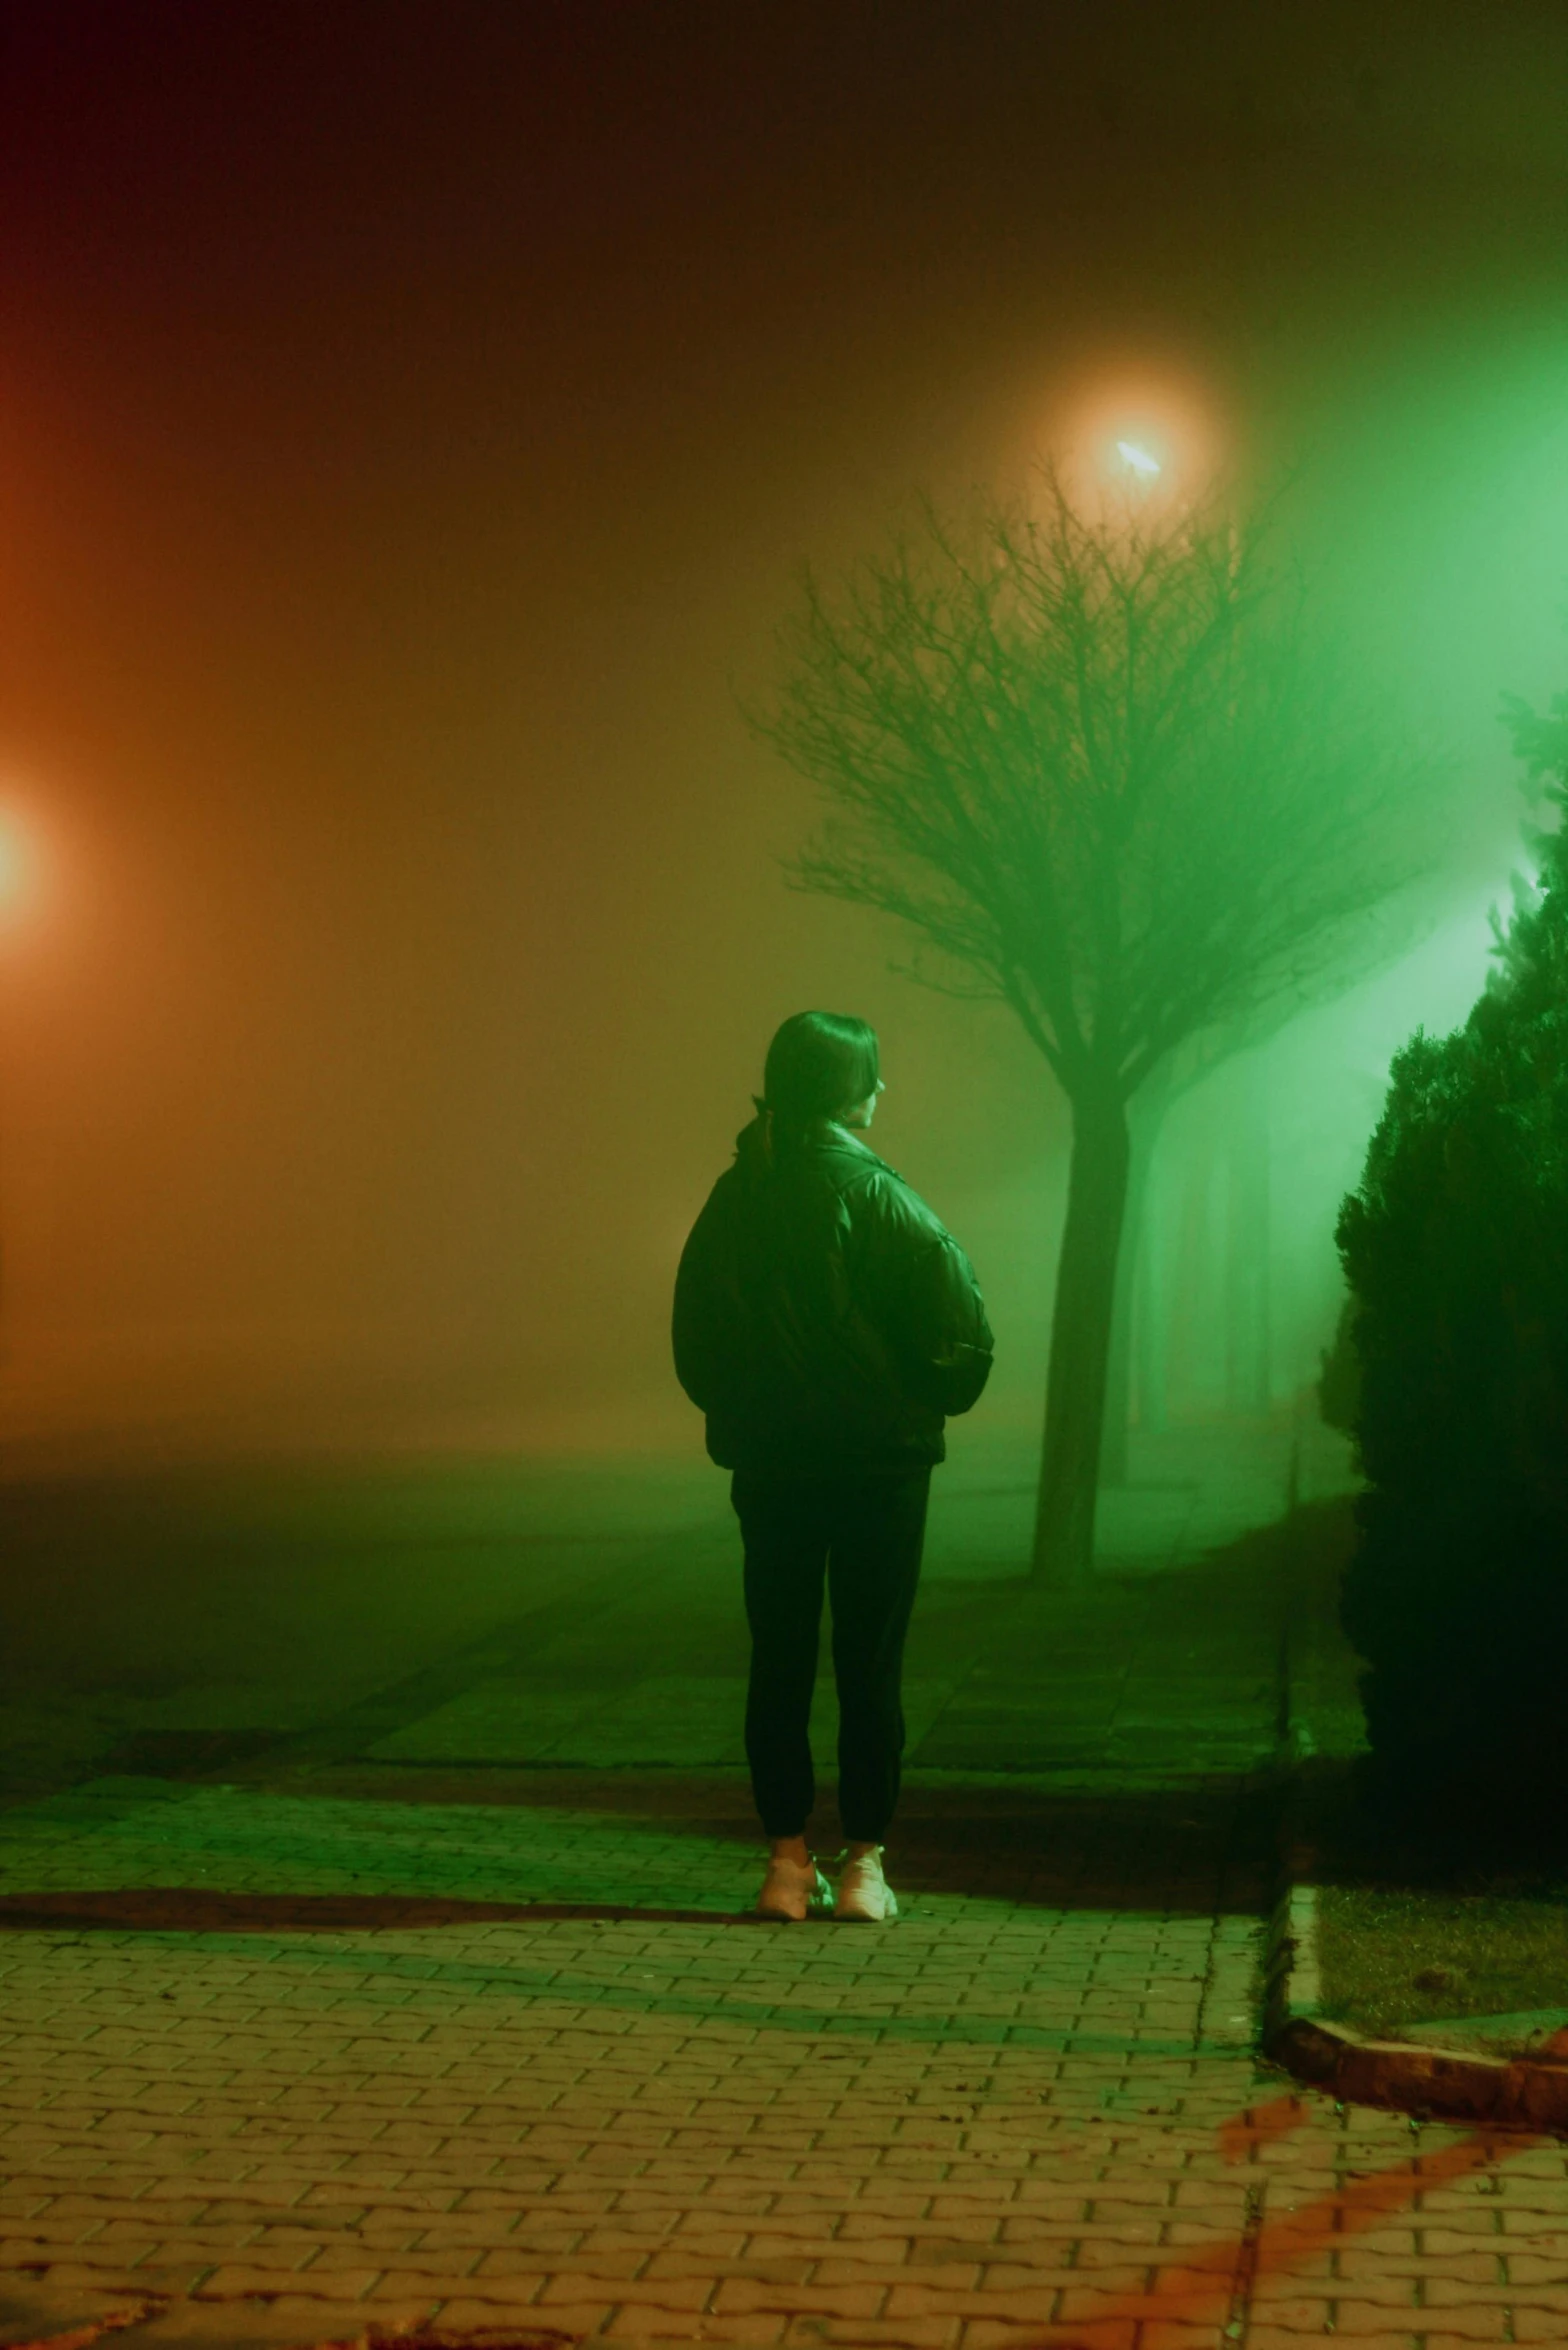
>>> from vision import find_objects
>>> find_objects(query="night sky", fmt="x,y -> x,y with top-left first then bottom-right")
2,2 -> 1566,1457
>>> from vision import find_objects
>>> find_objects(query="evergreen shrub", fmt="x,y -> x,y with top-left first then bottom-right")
1337,684 -> 1568,1816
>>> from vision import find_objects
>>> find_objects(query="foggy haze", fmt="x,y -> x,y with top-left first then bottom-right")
1,0 -> 1565,1469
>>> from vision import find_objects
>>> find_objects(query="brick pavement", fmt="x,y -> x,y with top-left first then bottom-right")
2,1772 -> 1564,2350
5,1424 -> 1559,2349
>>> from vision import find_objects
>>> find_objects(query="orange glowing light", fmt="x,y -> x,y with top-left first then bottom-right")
0,797 -> 48,935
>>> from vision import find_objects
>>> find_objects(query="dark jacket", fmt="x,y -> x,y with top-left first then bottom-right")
672,1115 -> 993,1475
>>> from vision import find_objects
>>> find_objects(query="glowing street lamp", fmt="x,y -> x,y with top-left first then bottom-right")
1116,439 -> 1162,478
0,795 -> 47,1392
0,803 -> 42,930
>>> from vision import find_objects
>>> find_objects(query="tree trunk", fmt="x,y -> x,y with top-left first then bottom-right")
1032,1082 -> 1132,1583
1099,1088 -> 1168,1486
1224,1095 -> 1272,1416
1098,1162 -> 1140,1491
1134,1170 -> 1169,1435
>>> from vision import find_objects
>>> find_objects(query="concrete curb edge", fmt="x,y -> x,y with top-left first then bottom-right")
1269,1537 -> 1568,2130
1263,1875 -> 1568,2130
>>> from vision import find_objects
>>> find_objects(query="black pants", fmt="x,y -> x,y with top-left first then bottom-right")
731,1467 -> 930,1845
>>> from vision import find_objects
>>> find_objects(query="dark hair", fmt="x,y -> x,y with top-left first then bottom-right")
760,1012 -> 880,1145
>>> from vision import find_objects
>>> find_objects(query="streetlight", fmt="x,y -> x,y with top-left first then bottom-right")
0,800 -> 47,933
0,806 -> 38,927
0,795 -> 48,1440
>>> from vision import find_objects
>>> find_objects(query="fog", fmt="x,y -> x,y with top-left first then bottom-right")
1,0 -> 1565,1474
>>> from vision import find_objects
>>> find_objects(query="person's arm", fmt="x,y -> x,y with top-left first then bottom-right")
671,1177 -> 737,1412
855,1171 -> 994,1415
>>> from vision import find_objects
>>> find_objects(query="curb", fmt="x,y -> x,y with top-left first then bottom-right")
1263,1876 -> 1568,2129
1269,1519 -> 1568,2131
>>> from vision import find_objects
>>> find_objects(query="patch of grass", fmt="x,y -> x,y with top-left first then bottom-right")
1316,1882 -> 1568,2045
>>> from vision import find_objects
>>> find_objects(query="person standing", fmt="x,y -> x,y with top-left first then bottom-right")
673,1012 -> 993,1923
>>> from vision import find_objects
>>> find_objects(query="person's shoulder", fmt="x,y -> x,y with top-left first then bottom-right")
689,1131 -> 755,1224
843,1152 -> 947,1241
704,1116 -> 771,1199
814,1127 -> 899,1190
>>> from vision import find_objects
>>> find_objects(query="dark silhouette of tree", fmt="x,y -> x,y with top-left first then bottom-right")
752,472 -> 1431,1581
1336,676 -> 1568,1816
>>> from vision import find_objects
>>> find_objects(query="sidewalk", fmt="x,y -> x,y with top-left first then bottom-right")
4,1424 -> 1564,2350
0,1421 -> 1321,1793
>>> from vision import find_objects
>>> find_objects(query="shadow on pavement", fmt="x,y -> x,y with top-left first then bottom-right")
0,1776 -> 1277,1924
0,1888 -> 759,1931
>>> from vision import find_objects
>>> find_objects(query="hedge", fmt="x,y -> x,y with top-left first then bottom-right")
1336,680 -> 1568,1816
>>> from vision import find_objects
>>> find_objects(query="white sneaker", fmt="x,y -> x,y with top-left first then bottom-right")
834,1846 -> 899,1924
756,1854 -> 833,1921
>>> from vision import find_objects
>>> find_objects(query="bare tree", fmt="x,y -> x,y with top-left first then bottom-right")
751,471 -> 1431,1582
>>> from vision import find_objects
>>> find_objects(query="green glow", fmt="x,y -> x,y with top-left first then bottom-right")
1116,440 -> 1161,476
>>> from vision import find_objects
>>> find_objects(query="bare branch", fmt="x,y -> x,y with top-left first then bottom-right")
747,464 -> 1437,1109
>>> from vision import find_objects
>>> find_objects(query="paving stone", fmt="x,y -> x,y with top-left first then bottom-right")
4,1434 -> 1561,2350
